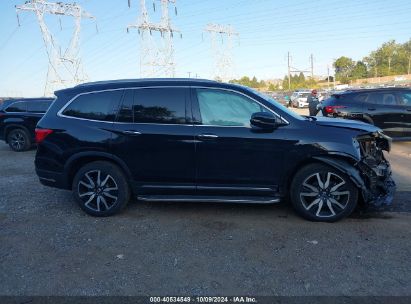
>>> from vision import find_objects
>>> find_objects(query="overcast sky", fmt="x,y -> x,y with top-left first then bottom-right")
1,0 -> 411,97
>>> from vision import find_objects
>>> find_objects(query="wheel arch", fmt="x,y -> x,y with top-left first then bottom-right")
64,152 -> 133,190
285,154 -> 367,194
4,124 -> 31,143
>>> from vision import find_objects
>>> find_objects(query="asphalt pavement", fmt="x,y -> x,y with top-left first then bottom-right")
0,140 -> 410,297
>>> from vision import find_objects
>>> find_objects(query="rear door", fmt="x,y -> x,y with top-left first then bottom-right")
111,87 -> 196,195
364,91 -> 405,137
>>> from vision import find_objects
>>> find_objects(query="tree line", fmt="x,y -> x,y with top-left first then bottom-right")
334,39 -> 411,84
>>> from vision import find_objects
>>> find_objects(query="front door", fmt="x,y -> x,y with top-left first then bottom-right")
111,87 -> 196,195
191,88 -> 288,197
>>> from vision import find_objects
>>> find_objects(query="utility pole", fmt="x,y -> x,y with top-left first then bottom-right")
408,55 -> 411,75
287,51 -> 310,89
127,0 -> 180,78
287,51 -> 291,90
310,54 -> 314,78
16,0 -> 96,96
204,23 -> 239,82
327,65 -> 330,89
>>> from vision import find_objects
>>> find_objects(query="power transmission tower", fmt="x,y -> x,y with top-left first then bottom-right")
127,0 -> 180,78
204,23 -> 239,82
16,0 -> 96,96
286,51 -> 313,89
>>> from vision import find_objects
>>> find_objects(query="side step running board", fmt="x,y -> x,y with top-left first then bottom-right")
137,195 -> 281,204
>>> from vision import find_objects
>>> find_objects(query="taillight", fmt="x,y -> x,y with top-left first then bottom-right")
35,128 -> 53,143
324,105 -> 346,114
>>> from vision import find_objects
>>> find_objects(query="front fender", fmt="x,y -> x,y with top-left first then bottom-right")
312,155 -> 366,190
312,155 -> 396,207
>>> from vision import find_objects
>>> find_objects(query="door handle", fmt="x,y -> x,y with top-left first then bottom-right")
368,108 -> 376,111
197,133 -> 218,139
406,108 -> 411,112
122,130 -> 142,136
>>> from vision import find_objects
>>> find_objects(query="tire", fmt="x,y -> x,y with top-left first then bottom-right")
290,163 -> 358,222
7,128 -> 31,152
72,161 -> 130,217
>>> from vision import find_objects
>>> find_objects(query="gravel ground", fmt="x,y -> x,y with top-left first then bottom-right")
0,141 -> 410,296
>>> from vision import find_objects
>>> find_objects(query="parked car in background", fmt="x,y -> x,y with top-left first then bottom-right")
291,90 -> 310,108
319,88 -> 411,138
0,98 -> 54,151
35,79 -> 395,222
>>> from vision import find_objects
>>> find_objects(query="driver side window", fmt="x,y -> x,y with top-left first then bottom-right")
196,89 -> 266,127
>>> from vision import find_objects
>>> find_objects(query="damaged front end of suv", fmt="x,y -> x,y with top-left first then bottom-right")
314,130 -> 396,208
354,132 -> 396,207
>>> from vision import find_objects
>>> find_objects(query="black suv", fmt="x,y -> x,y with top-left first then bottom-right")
0,98 -> 54,151
320,88 -> 411,138
35,79 -> 395,222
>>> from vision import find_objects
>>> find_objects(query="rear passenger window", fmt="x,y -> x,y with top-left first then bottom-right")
117,88 -> 187,124
6,101 -> 27,112
367,92 -> 399,105
27,100 -> 52,113
62,90 -> 123,121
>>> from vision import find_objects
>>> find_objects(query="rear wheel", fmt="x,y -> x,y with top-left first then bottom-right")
72,161 -> 130,217
7,129 -> 31,152
290,163 -> 358,222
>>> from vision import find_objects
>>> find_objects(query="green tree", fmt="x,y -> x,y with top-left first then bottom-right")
351,61 -> 368,79
333,56 -> 355,84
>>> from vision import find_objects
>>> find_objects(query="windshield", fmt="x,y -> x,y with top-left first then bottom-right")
247,88 -> 304,120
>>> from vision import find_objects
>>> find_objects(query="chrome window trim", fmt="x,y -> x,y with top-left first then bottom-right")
4,101 -> 27,113
57,85 -> 290,126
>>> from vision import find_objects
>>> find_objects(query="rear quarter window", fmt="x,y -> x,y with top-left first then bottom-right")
353,93 -> 369,102
5,101 -> 27,113
27,100 -> 53,113
62,90 -> 123,121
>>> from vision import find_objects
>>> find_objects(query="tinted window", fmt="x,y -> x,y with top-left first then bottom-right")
367,92 -> 399,105
6,101 -> 27,113
27,100 -> 52,113
196,89 -> 264,127
353,93 -> 368,102
118,88 -> 187,124
116,89 -> 134,123
63,90 -> 123,121
397,92 -> 411,106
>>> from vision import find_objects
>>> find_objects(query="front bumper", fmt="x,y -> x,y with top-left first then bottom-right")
357,159 -> 396,207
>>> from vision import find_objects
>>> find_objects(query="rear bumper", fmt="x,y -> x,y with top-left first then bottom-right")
36,168 -> 68,190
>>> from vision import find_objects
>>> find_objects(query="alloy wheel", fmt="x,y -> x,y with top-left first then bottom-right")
77,170 -> 119,212
299,172 -> 350,218
10,131 -> 26,151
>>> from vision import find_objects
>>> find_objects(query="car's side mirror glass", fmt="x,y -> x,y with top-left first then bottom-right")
250,112 -> 285,130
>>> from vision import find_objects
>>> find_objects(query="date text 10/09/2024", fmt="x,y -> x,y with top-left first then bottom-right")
149,296 -> 257,303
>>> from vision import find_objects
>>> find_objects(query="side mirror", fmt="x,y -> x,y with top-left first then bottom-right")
250,112 -> 285,130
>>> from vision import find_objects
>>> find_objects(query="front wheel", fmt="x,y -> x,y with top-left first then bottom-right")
72,161 -> 130,217
290,163 -> 358,222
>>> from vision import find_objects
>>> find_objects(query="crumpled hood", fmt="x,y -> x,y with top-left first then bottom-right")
313,116 -> 380,133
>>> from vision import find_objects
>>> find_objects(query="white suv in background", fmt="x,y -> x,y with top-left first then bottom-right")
291,91 -> 310,108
